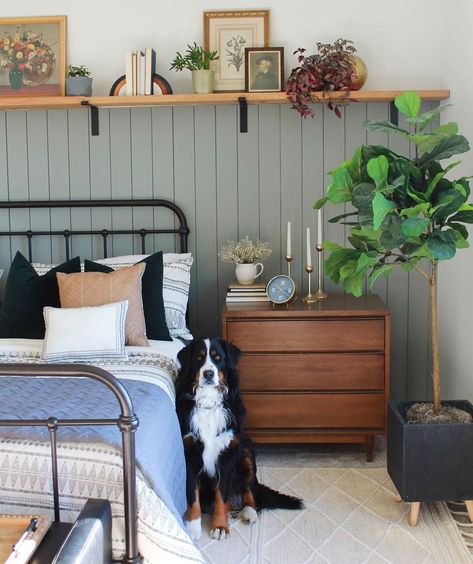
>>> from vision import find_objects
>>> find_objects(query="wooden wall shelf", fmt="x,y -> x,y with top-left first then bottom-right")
0,90 -> 450,111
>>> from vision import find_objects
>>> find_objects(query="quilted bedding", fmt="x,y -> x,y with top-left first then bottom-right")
0,339 -> 203,563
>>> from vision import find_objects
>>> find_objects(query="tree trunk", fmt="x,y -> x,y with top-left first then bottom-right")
430,262 -> 441,413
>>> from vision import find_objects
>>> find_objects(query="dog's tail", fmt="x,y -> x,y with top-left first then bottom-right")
254,482 -> 303,510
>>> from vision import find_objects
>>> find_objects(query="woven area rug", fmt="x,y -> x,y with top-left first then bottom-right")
197,467 -> 472,564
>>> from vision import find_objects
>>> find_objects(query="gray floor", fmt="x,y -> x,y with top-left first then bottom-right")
254,436 -> 386,468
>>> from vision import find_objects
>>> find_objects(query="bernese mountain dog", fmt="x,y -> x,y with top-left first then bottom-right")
176,337 -> 303,541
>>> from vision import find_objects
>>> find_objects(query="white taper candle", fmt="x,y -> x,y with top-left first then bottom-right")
306,227 -> 312,267
317,209 -> 323,246
287,221 -> 292,256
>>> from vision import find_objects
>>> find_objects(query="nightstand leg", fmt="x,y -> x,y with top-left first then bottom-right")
409,502 -> 421,527
365,435 -> 374,462
465,500 -> 473,522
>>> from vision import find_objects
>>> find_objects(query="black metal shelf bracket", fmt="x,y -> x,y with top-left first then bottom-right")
238,96 -> 248,133
81,100 -> 100,136
390,101 -> 399,126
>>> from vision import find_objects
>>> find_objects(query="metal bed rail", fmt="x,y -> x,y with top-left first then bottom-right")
0,364 -> 143,564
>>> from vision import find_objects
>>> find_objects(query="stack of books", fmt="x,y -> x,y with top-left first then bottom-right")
125,48 -> 156,96
226,282 -> 269,303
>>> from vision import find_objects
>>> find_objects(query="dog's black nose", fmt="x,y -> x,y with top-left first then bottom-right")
203,370 -> 214,381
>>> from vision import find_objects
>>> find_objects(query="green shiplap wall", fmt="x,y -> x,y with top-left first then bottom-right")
0,100 -> 440,400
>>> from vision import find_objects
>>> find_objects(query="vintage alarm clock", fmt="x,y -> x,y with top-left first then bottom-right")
266,274 -> 296,305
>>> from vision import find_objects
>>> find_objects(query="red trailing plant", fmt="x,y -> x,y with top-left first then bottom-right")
285,38 -> 357,118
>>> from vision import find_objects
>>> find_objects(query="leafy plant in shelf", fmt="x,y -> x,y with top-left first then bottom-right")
286,38 -> 358,118
170,43 -> 218,72
315,91 -> 471,417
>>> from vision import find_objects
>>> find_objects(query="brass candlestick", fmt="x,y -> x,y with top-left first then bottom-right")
315,244 -> 328,300
285,255 -> 293,278
302,265 -> 317,303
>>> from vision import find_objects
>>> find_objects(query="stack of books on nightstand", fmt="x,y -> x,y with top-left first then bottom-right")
226,282 -> 269,303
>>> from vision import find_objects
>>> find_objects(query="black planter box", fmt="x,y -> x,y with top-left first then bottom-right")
387,399 -> 473,502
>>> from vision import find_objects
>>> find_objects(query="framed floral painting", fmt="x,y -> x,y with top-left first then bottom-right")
203,10 -> 269,92
0,16 -> 66,97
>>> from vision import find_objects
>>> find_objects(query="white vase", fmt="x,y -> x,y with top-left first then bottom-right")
235,263 -> 264,286
192,69 -> 214,94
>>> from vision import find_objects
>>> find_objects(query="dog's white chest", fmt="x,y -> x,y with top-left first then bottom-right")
190,397 -> 233,477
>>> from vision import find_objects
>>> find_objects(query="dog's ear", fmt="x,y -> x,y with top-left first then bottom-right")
217,339 -> 241,369
177,340 -> 196,377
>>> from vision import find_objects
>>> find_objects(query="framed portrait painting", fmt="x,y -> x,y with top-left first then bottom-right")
0,16 -> 66,97
245,47 -> 284,92
203,10 -> 269,92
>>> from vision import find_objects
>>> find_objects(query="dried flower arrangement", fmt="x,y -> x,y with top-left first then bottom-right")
219,236 -> 272,264
285,38 -> 357,118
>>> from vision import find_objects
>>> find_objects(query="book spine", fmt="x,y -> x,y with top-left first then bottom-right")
125,51 -> 134,96
145,48 -> 156,95
132,52 -> 138,96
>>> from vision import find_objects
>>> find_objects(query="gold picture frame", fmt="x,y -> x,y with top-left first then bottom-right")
203,10 -> 269,92
0,16 -> 66,97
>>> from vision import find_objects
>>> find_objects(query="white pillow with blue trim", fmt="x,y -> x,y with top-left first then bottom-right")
42,301 -> 129,362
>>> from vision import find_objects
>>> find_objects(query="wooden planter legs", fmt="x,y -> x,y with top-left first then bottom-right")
394,493 -> 473,527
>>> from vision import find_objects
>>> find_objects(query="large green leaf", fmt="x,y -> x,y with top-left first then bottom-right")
406,103 -> 451,131
348,146 -> 363,182
372,193 -> 397,229
363,120 -> 410,137
367,155 -> 389,188
430,186 -> 466,221
448,209 -> 473,223
447,222 -> 469,239
419,135 -> 470,166
401,216 -> 430,237
395,91 -> 421,118
369,264 -> 393,288
328,211 -> 358,224
400,203 -> 431,217
380,214 -> 405,250
427,229 -> 457,260
425,161 -> 461,199
314,196 -> 328,209
325,168 -> 353,204
352,182 -> 376,215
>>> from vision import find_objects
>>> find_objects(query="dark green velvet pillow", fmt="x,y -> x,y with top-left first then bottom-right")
0,251 -> 82,338
84,251 -> 171,341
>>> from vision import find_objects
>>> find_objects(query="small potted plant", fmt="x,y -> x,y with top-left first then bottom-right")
66,65 -> 92,96
219,236 -> 272,285
170,43 -> 218,94
286,38 -> 367,118
315,91 -> 473,521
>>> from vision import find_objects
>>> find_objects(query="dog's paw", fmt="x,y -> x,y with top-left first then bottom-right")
210,526 -> 229,540
186,517 -> 202,541
240,505 -> 258,524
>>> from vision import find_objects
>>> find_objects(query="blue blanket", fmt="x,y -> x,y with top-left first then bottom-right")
0,375 -> 187,526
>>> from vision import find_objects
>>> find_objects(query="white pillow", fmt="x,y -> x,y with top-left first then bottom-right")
42,301 -> 128,362
93,253 -> 193,339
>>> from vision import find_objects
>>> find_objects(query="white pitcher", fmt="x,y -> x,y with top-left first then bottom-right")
235,263 -> 264,285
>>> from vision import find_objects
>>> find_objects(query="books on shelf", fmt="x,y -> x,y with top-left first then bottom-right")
226,282 -> 269,303
125,48 -> 156,96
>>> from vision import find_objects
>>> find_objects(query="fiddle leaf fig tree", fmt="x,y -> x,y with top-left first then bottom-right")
315,91 -> 471,414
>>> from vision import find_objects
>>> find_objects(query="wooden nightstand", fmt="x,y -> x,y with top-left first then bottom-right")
221,294 -> 390,461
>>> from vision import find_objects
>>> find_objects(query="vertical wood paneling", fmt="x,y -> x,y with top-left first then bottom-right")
280,105 -> 303,287
151,107 -> 176,253
194,106 -> 218,337
259,105 -> 281,286
173,106 -> 197,330
216,105 -> 238,324
0,101 -> 442,400
27,111 -> 51,264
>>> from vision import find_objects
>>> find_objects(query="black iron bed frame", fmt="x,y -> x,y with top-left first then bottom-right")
0,198 -> 190,564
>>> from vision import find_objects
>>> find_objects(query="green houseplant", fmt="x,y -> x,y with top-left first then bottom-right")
315,91 -> 473,509
170,43 -> 218,94
66,65 -> 92,96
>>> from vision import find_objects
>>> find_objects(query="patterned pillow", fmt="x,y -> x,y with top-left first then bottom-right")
43,301 -> 128,362
57,263 -> 148,347
92,253 -> 193,339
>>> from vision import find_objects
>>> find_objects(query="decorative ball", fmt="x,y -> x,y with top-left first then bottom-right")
350,55 -> 368,91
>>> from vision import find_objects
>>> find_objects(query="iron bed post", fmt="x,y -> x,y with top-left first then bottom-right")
0,363 -> 142,564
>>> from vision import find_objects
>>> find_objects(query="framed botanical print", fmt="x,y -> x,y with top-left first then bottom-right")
245,47 -> 284,92
0,16 -> 66,97
203,10 -> 269,92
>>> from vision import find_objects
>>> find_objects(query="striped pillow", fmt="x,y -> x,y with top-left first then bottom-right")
42,301 -> 128,362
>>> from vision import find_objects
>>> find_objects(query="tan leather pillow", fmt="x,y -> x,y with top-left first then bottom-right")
57,262 -> 148,347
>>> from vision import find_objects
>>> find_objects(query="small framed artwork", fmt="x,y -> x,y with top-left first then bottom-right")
203,10 -> 269,92
0,16 -> 66,97
245,47 -> 284,92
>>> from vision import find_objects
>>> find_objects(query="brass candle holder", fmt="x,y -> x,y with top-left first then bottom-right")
315,244 -> 328,300
302,265 -> 317,303
285,255 -> 293,278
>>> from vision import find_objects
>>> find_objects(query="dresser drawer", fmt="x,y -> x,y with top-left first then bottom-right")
227,319 -> 384,352
238,353 -> 385,391
243,393 -> 385,430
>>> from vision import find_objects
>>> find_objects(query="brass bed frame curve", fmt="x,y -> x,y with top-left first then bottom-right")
0,198 -> 190,564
